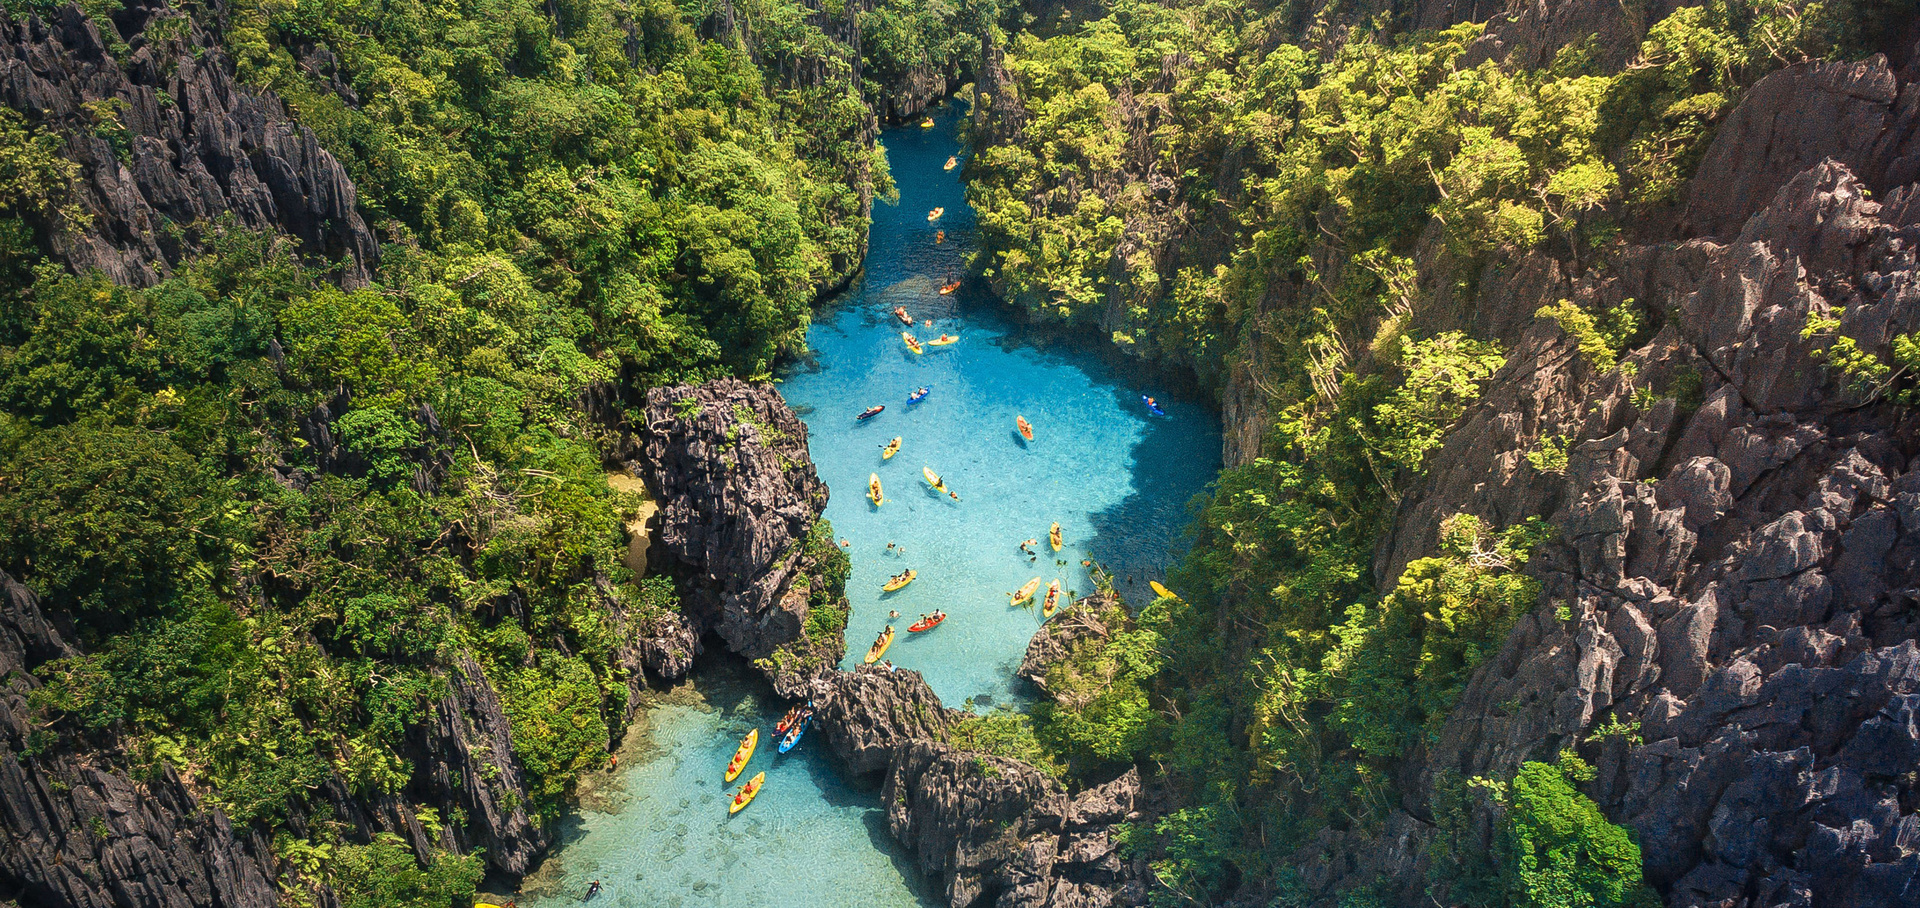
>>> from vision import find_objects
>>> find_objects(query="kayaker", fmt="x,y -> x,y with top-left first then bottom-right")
889,609 -> 900,618
1146,396 -> 1158,409
949,491 -> 960,500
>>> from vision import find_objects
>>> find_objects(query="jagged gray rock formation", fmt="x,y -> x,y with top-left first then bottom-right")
810,665 -> 953,775
639,380 -> 849,695
0,571 -> 283,907
0,0 -> 377,285
807,662 -> 1151,907
1292,54 -> 1920,908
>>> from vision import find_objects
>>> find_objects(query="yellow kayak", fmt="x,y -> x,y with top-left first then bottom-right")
882,569 -> 916,592
864,626 -> 896,664
882,437 -> 901,460
869,472 -> 883,506
729,771 -> 765,815
725,728 -> 758,782
902,331 -> 924,354
1049,522 -> 1063,551
927,207 -> 944,222
1150,580 -> 1181,601
921,117 -> 935,128
1042,580 -> 1061,619
927,334 -> 960,346
944,155 -> 958,170
922,466 -> 943,488
1011,577 -> 1042,606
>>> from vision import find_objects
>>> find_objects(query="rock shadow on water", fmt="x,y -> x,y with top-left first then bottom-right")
1083,388 -> 1222,609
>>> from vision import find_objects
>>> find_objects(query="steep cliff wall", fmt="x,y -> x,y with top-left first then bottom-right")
1292,55 -> 1920,907
0,0 -> 376,286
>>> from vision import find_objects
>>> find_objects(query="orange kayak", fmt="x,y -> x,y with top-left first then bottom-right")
908,613 -> 945,632
1017,416 -> 1034,441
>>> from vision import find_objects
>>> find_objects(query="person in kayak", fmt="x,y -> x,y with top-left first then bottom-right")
857,405 -> 885,420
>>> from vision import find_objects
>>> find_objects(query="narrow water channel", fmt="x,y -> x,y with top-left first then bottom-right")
514,104 -> 1221,907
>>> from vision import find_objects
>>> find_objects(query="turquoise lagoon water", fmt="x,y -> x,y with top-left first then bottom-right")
510,105 -> 1220,907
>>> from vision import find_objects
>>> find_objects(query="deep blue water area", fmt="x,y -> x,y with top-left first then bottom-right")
510,104 -> 1220,907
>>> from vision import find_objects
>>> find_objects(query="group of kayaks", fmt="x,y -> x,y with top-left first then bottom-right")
723,702 -> 816,815
1007,523 -> 1068,617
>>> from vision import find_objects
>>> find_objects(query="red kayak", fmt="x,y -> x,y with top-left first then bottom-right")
908,613 -> 946,633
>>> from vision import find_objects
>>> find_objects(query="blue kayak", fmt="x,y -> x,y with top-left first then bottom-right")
907,386 -> 931,405
778,717 -> 808,753
1142,395 -> 1165,417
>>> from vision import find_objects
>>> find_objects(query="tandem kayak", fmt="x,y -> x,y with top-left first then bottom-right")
944,155 -> 958,171
895,306 -> 913,325
938,280 -> 961,295
882,569 -> 916,592
724,728 -> 757,782
776,705 -> 803,736
1011,577 -> 1042,606
1142,395 -> 1166,417
909,612 -> 946,633
864,626 -> 896,664
1016,415 -> 1034,441
927,207 -> 944,221
778,717 -> 807,754
881,437 -> 901,459
729,771 -> 765,815
902,332 -> 924,354
857,405 -> 885,420
907,387 -> 931,404
1041,580 -> 1061,619
869,473 -> 884,506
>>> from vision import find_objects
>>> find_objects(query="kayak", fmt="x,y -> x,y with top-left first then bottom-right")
927,207 -> 944,221
1011,577 -> 1042,606
938,280 -> 961,295
927,334 -> 959,347
857,405 -> 885,420
944,155 -> 958,170
863,626 -> 895,664
729,771 -> 765,815
922,466 -> 944,489
895,306 -> 913,325
1049,522 -> 1063,551
778,717 -> 807,753
935,230 -> 945,244
1142,395 -> 1166,417
921,117 -> 935,128
882,437 -> 901,460
1150,580 -> 1181,601
1042,580 -> 1061,619
869,473 -> 884,506
882,569 -> 916,592
724,728 -> 758,782
907,387 -> 931,404
776,705 -> 803,736
909,613 -> 946,632
1016,415 -> 1034,441
902,332 -> 924,354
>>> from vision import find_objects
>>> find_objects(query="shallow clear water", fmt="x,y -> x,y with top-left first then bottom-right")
509,105 -> 1220,907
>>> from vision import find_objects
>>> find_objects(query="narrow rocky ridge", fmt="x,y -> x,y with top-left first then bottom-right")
806,664 -> 1154,908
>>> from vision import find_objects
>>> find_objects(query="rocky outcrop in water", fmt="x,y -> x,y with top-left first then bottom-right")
639,380 -> 850,696
1017,592 -> 1119,696
811,665 -> 953,775
1288,53 -> 1920,908
0,0 -> 377,286
808,660 -> 1152,907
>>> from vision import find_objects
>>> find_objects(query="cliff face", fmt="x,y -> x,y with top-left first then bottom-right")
1295,55 -> 1920,907
0,0 -> 377,286
638,380 -> 851,696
